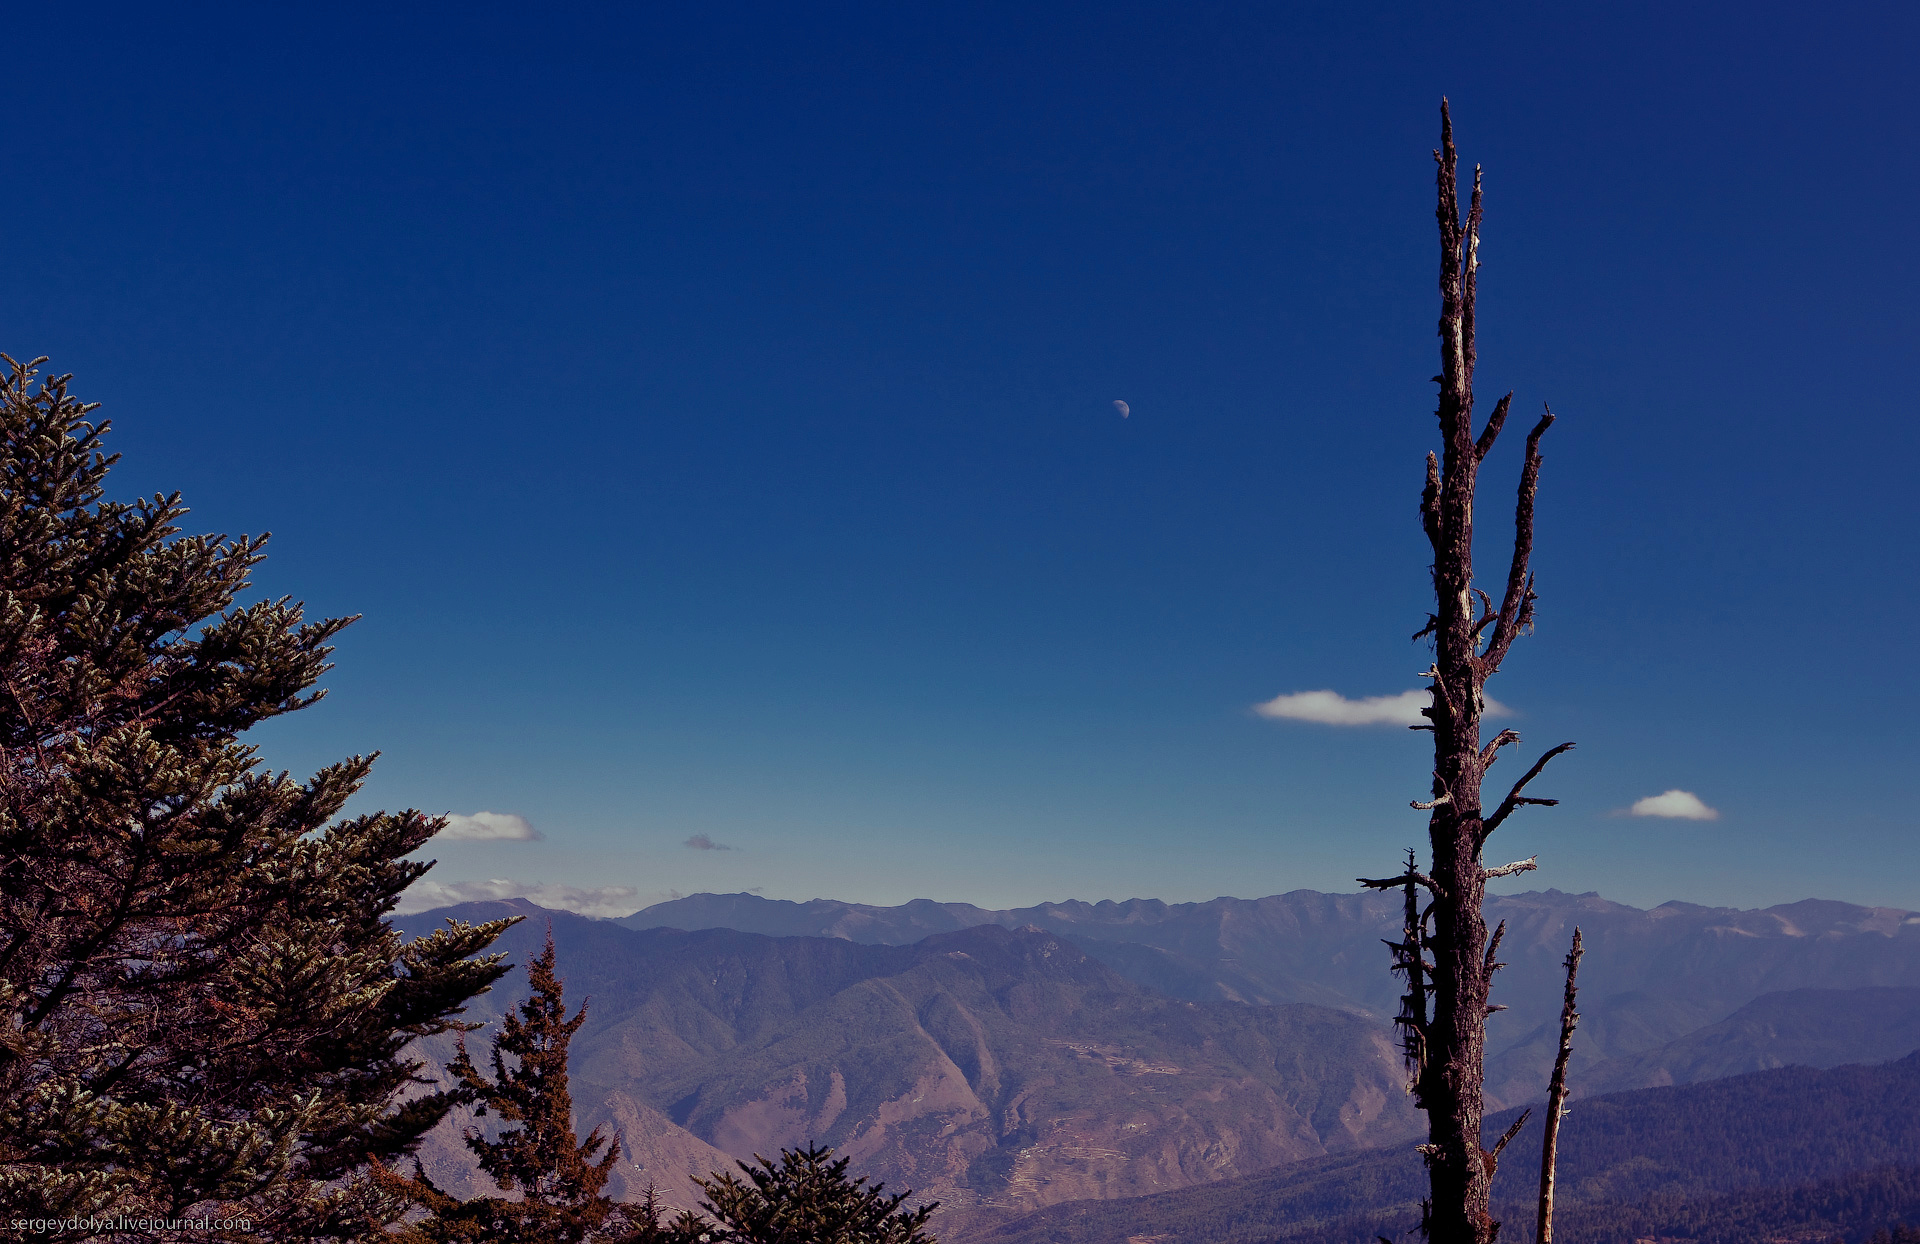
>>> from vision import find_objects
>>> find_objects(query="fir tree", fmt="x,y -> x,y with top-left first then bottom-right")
689,1145 -> 938,1244
611,1184 -> 708,1244
0,357 -> 517,1240
381,932 -> 630,1244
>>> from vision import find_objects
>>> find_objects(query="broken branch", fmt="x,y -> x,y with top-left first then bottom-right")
1473,392 -> 1513,463
1491,1107 -> 1531,1163
1536,927 -> 1584,1244
1482,407 -> 1556,671
1481,742 -> 1575,837
1479,728 -> 1521,769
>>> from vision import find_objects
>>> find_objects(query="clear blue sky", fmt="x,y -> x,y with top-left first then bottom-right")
7,2 -> 1915,915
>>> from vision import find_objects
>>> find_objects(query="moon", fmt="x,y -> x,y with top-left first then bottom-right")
1113,400 -> 1130,419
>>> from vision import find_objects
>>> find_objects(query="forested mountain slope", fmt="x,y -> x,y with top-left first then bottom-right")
976,1052 -> 1920,1244
1579,985 -> 1920,1095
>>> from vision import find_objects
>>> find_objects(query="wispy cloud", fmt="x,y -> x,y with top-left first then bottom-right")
684,833 -> 734,852
395,877 -> 641,918
1626,790 -> 1720,821
437,812 -> 540,842
1253,688 -> 1511,727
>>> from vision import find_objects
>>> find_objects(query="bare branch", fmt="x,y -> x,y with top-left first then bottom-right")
1469,589 -> 1497,644
1491,1108 -> 1531,1162
1481,742 -> 1576,837
1411,793 -> 1452,811
1473,392 -> 1513,463
1462,165 -> 1482,394
1483,407 -> 1557,671
1421,451 -> 1442,550
1484,856 -> 1537,879
1384,850 -> 1435,1094
1359,870 -> 1440,895
1536,928 -> 1584,1244
1479,729 -> 1521,770
1435,103 -> 1471,449
1482,919 -> 1507,977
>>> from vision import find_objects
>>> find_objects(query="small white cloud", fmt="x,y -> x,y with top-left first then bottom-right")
1253,688 -> 1511,727
437,812 -> 541,841
1627,790 -> 1720,821
684,833 -> 734,852
395,877 -> 641,918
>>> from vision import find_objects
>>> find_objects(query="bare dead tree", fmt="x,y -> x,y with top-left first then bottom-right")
1358,100 -> 1574,1244
1536,928 -> 1583,1244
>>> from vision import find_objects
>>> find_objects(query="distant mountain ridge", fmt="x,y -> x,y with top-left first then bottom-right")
1580,985 -> 1920,1095
395,903 -> 1424,1230
394,890 -> 1920,1236
621,889 -> 1920,1104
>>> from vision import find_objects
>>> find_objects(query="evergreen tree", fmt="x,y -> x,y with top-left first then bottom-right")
0,357 -> 517,1239
688,1145 -> 937,1244
611,1184 -> 708,1244
380,932 -> 630,1244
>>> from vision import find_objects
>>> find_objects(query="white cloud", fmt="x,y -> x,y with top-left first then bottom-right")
684,833 -> 734,852
1253,688 -> 1511,727
437,812 -> 541,841
1627,790 -> 1720,821
395,877 -> 641,918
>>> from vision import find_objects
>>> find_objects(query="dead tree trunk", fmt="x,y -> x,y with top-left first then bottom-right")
1536,928 -> 1583,1244
1360,100 -> 1574,1244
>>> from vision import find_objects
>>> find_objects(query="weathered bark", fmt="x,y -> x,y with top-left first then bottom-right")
1536,928 -> 1583,1244
1360,100 -> 1573,1244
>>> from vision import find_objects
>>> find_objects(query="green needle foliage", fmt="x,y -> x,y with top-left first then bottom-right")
688,1146 -> 937,1244
0,357 -> 517,1239
381,933 -> 628,1243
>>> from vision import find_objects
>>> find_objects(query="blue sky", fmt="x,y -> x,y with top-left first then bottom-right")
6,2 -> 1915,915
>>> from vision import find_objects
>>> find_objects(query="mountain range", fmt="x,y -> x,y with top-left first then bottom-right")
397,906 -> 1423,1231
396,887 -> 1920,1239
618,889 -> 1920,1105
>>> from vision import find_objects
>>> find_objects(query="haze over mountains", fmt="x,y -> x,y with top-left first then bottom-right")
618,888 -> 1920,1104
397,907 -> 1423,1230
399,887 -> 1920,1240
